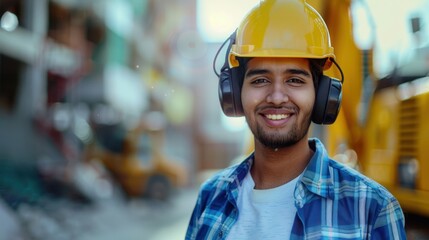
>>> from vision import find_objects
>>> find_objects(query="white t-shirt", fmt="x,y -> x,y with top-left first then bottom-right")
226,172 -> 300,240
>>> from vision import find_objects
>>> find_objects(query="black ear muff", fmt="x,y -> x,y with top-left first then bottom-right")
218,67 -> 244,116
216,31 -> 244,117
312,75 -> 342,124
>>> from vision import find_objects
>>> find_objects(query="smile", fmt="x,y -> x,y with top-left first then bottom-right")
265,114 -> 290,120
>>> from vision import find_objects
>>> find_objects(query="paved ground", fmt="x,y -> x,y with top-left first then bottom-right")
150,216 -> 190,240
0,187 -> 198,240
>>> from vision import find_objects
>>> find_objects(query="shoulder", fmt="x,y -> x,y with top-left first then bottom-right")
329,160 -> 405,236
328,158 -> 405,230
199,165 -> 237,191
328,157 -> 386,195
199,156 -> 251,198
310,138 -> 397,203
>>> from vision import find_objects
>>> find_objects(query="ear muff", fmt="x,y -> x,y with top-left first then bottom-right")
312,75 -> 342,124
218,67 -> 244,117
217,32 -> 244,117
215,33 -> 344,122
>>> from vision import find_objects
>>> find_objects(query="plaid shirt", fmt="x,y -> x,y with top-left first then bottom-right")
186,138 -> 406,239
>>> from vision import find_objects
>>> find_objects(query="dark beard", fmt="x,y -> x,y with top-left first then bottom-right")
251,117 -> 311,149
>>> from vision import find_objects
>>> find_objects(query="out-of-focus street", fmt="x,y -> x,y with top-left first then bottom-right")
0,187 -> 198,240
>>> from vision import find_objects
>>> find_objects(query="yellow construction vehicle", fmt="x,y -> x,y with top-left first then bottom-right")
313,0 -> 429,216
86,115 -> 187,200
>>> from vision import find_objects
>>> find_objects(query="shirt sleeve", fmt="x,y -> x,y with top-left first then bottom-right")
371,198 -> 406,239
185,190 -> 204,240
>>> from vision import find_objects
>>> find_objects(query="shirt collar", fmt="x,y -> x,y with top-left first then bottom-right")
223,138 -> 334,201
215,154 -> 253,203
298,138 -> 334,199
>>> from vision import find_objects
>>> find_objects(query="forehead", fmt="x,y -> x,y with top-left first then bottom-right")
246,57 -> 310,70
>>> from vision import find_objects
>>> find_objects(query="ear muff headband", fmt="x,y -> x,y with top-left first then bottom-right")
215,31 -> 244,117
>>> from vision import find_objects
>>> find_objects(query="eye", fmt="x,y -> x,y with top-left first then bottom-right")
251,78 -> 270,86
286,77 -> 305,86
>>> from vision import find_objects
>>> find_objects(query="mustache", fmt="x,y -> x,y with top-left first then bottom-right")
256,105 -> 298,113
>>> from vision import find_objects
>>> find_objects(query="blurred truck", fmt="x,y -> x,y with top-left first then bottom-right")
315,0 -> 429,217
86,120 -> 187,200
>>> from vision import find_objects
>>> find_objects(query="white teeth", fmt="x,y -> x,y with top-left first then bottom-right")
266,114 -> 289,120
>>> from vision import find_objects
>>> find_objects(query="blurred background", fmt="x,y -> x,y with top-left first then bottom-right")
1,0 -> 429,239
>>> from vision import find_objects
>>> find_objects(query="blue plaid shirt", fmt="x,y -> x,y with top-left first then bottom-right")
186,138 -> 406,239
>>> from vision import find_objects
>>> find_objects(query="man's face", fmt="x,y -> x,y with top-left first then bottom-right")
241,57 -> 315,149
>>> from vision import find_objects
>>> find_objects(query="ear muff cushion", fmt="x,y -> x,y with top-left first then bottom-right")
312,75 -> 342,124
218,67 -> 244,117
218,68 -> 234,116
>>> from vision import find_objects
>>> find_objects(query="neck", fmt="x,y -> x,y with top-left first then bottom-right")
251,137 -> 313,189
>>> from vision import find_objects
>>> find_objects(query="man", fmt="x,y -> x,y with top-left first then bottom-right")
186,0 -> 406,239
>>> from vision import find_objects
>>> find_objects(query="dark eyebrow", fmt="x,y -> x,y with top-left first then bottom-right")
287,68 -> 311,77
244,69 -> 269,78
244,68 -> 311,78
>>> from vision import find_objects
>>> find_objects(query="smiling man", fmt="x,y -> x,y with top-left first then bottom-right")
241,58 -> 317,191
186,0 -> 406,239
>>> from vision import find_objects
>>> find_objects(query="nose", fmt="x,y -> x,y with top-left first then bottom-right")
266,83 -> 289,105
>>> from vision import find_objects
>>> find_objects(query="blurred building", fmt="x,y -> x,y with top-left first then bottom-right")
0,0 -> 252,238
0,0 -> 251,199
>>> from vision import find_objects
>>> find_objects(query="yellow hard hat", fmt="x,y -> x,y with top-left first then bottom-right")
229,0 -> 335,70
